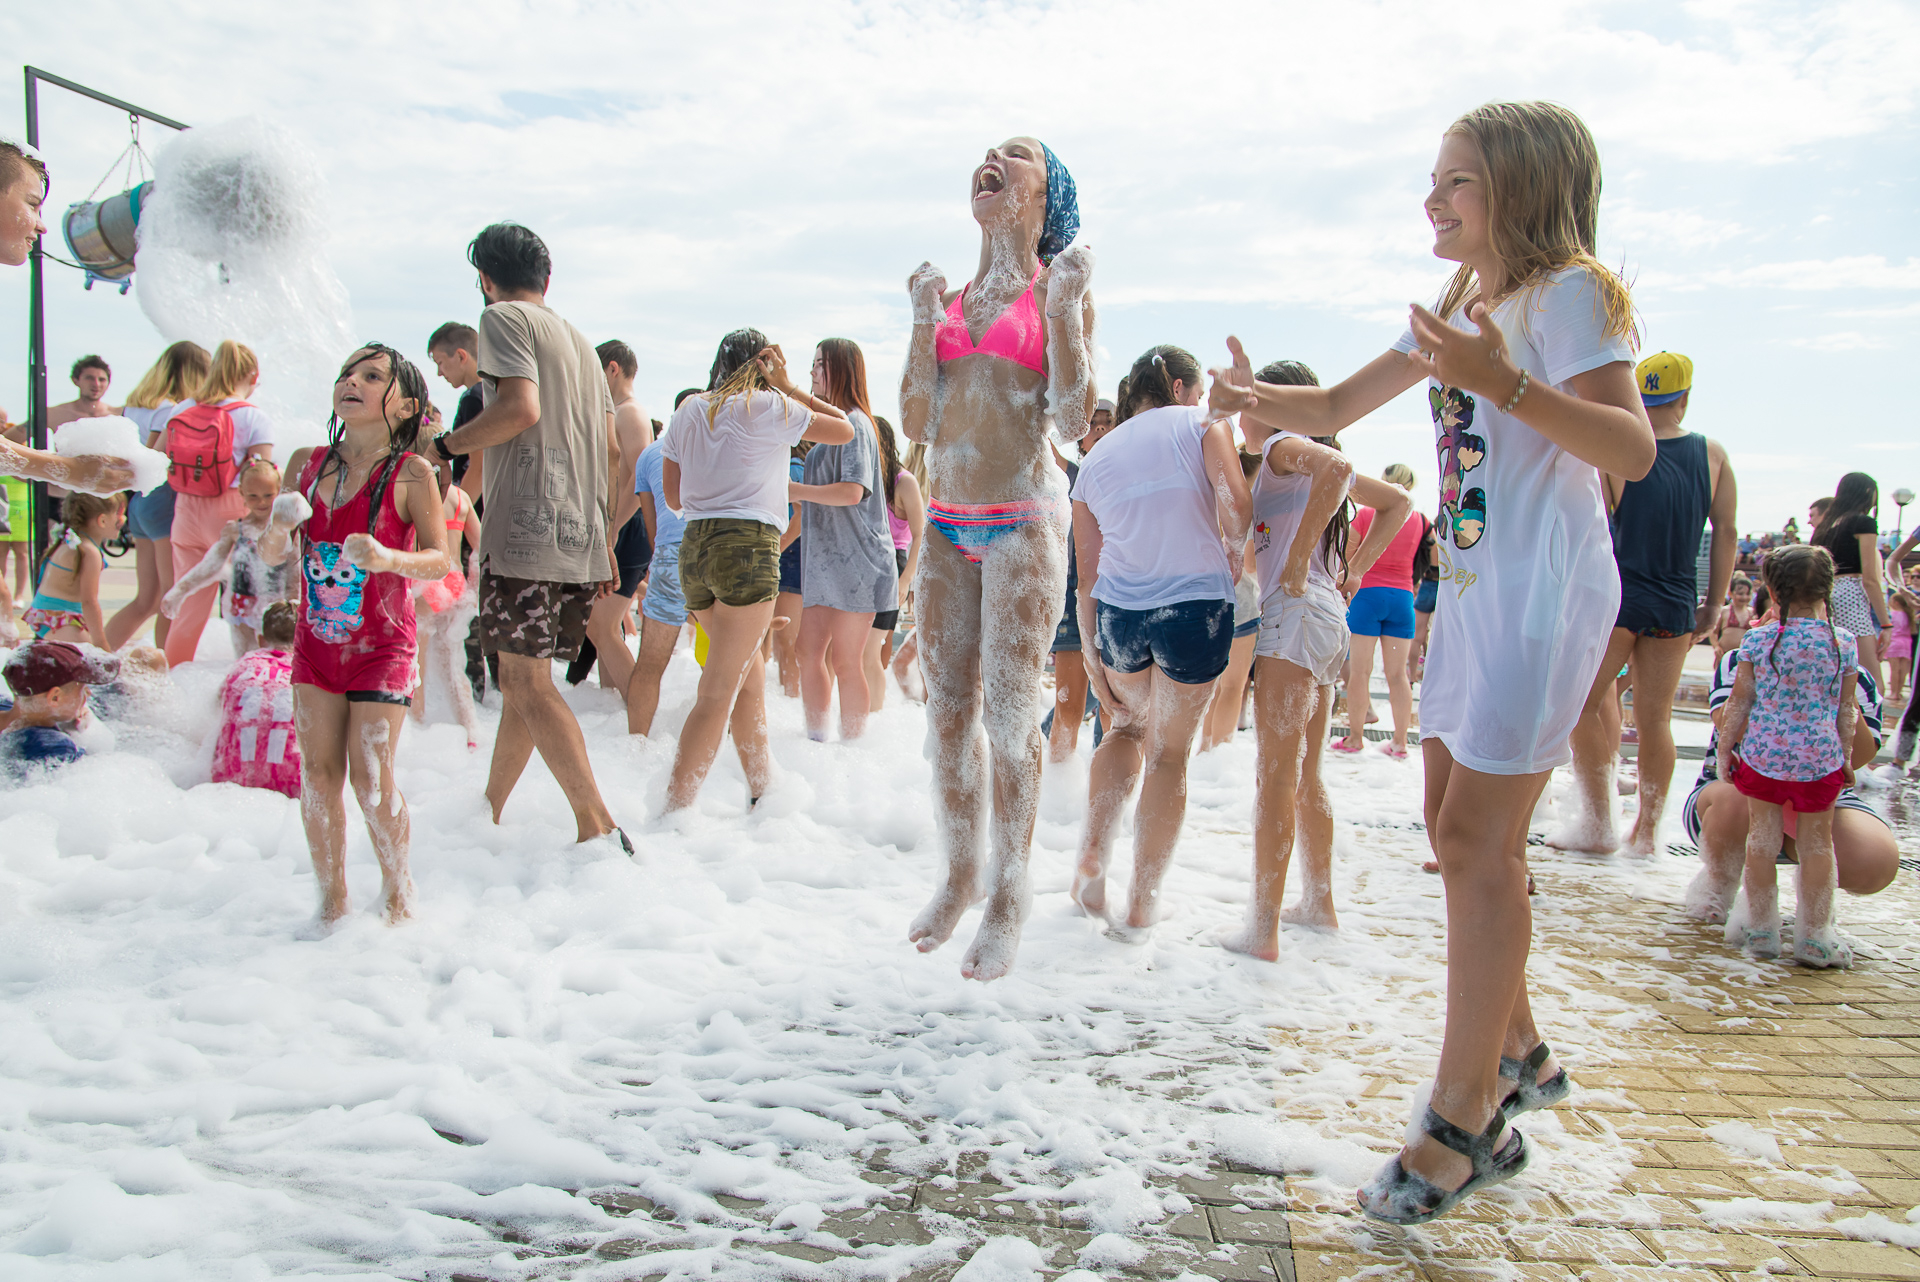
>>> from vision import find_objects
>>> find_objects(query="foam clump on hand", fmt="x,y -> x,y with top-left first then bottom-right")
53,417 -> 170,494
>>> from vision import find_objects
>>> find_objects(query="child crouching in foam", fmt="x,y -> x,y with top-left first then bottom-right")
1716,544 -> 1857,967
161,458 -> 297,656
264,344 -> 452,930
0,639 -> 119,777
211,600 -> 301,798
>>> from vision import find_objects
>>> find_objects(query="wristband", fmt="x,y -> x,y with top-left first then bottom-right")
1500,368 -> 1530,415
434,434 -> 460,462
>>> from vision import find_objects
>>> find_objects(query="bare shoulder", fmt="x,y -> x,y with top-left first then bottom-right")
397,453 -> 437,484
283,446 -> 315,486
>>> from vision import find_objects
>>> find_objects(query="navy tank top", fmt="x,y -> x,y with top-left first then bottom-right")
1612,432 -> 1711,634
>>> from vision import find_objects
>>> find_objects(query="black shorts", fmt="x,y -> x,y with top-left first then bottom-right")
345,689 -> 411,707
614,513 -> 652,598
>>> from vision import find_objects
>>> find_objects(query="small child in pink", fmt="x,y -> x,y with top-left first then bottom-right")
1717,545 -> 1857,967
211,601 -> 301,798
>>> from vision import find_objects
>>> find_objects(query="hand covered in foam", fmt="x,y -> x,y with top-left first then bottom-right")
270,493 -> 313,529
159,584 -> 187,619
1043,245 -> 1095,314
908,262 -> 948,325
342,533 -> 394,574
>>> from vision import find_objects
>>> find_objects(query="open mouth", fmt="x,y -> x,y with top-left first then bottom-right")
1432,218 -> 1460,234
974,164 -> 1006,198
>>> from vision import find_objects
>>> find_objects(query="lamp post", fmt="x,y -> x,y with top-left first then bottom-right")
1895,488 -> 1914,543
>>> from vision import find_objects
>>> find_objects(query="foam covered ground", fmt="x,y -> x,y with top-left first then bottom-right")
0,645 -> 1905,1278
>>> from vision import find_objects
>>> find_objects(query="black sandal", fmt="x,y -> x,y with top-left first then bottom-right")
1357,1105 -> 1529,1225
1499,1042 -> 1570,1118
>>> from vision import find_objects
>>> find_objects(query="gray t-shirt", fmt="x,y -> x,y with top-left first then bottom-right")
800,410 -> 899,613
476,300 -> 616,584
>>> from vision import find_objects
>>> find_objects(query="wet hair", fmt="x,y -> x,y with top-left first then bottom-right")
1382,463 -> 1416,490
704,328 -> 774,428
1115,345 -> 1201,424
0,141 -> 48,199
1434,102 -> 1637,347
123,341 -> 211,410
1254,359 -> 1349,572
70,354 -> 110,382
1811,473 -> 1877,549
38,492 -> 125,582
427,322 -> 478,357
197,341 -> 259,405
673,387 -> 701,409
312,344 -> 431,521
815,338 -> 890,501
874,417 -> 904,512
467,222 -> 550,295
1759,543 -> 1841,686
259,600 -> 297,648
597,339 -> 637,379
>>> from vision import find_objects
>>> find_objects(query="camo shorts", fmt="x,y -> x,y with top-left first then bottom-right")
679,518 -> 781,611
478,571 -> 596,661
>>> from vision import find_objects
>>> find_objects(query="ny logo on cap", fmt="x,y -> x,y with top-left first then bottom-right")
1645,373 -> 1660,390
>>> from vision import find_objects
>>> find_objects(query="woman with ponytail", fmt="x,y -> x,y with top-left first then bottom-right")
108,340 -> 210,651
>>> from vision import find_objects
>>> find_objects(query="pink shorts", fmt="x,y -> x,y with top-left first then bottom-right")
1730,757 -> 1845,812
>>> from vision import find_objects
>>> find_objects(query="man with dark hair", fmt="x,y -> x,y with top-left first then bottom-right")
429,320 -> 491,698
567,340 -> 653,694
434,222 -> 627,852
49,355 -> 115,431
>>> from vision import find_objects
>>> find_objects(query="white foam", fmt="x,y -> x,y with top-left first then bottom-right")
51,417 -> 170,494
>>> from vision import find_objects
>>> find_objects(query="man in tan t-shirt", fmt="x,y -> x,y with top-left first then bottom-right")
435,222 -> 628,853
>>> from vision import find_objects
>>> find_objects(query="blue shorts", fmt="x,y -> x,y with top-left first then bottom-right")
641,541 -> 687,627
1053,593 -> 1081,652
1347,585 -> 1415,639
124,485 -> 177,541
1233,616 -> 1259,639
1414,577 -> 1437,615
1095,598 -> 1233,686
778,540 -> 803,595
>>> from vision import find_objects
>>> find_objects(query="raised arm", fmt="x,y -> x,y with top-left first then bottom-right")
1345,473 -> 1414,584
344,455 -> 452,583
758,344 -> 853,444
0,437 -> 135,496
1698,439 -> 1739,638
1408,302 -> 1655,480
1265,435 -> 1354,597
1212,335 -> 1425,442
161,522 -> 242,618
1044,246 -> 1097,442
901,264 -> 947,445
255,446 -> 315,566
1199,416 -> 1252,547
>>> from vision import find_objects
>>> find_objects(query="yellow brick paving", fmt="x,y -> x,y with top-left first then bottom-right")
1276,845 -> 1920,1282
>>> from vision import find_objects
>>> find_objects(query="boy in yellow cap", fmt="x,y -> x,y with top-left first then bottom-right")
1550,350 -> 1739,857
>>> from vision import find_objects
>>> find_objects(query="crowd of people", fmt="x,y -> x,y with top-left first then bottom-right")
0,97 -> 1907,1229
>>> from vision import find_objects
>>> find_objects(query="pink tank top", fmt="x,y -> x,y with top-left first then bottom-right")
290,450 -> 420,697
934,269 -> 1047,375
212,648 -> 301,798
888,471 -> 913,549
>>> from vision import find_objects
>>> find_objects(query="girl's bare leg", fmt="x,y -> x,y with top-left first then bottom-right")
1344,634 -> 1377,749
1280,682 -> 1339,929
773,590 -> 804,697
798,605 -> 876,740
1119,668 -> 1217,930
584,590 -> 639,701
1378,635 -> 1414,750
1365,740 -> 1542,1200
1683,780 -> 1747,921
1049,653 -> 1090,763
106,538 -> 162,651
909,536 -> 989,954
1200,633 -> 1256,751
729,644 -> 774,799
345,699 -> 414,923
1409,609 -> 1430,683
1740,799 -> 1785,956
294,685 -> 353,927
625,613 -> 682,736
1792,808 -> 1848,964
425,608 -> 480,743
890,628 -> 925,702
666,599 -> 779,810
864,627 -> 889,714
1071,664 -> 1154,920
1228,656 -> 1317,959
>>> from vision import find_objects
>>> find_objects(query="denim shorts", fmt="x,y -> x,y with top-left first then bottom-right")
1414,577 -> 1438,615
124,484 -> 178,541
1052,595 -> 1082,653
642,540 -> 687,627
1255,582 -> 1350,686
1347,584 -> 1415,639
778,539 -> 803,595
1094,598 -> 1234,686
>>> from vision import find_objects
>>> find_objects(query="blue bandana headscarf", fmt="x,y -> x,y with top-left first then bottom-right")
1038,142 -> 1079,266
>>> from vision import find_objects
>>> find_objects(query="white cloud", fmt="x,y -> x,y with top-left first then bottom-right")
1783,330 -> 1895,350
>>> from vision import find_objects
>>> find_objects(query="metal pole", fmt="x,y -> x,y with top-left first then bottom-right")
25,67 -> 47,576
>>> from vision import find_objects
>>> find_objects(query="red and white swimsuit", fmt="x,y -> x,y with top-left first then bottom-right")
290,450 -> 420,697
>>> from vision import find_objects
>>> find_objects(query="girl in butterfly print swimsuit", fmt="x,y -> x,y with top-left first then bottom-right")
899,136 -> 1097,982
264,345 -> 452,933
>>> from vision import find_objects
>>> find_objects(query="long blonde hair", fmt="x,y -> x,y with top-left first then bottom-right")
196,340 -> 260,405
123,341 -> 212,410
1433,102 -> 1637,346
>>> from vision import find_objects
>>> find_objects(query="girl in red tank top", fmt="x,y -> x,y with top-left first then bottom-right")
266,345 -> 452,932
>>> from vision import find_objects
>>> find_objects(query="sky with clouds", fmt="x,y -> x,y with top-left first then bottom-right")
1,0 -> 1916,534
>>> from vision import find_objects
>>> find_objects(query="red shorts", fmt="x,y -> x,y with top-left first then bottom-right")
1729,757 -> 1845,812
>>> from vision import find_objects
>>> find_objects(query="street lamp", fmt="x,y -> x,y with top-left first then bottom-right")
1896,488 -> 1915,543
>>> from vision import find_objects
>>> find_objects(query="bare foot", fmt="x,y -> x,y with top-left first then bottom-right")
1219,925 -> 1279,962
383,886 -> 415,925
1280,899 -> 1339,931
299,894 -> 350,939
959,894 -> 1025,981
1104,921 -> 1152,945
1683,866 -> 1736,923
909,873 -> 979,953
1543,815 -> 1619,855
1069,866 -> 1109,921
1421,859 -> 1440,874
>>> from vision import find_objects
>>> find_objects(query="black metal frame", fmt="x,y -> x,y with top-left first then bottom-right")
23,66 -> 187,570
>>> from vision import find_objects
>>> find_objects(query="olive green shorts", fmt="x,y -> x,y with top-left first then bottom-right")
679,518 -> 781,611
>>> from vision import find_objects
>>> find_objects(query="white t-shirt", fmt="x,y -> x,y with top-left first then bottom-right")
1250,431 -> 1347,607
157,398 -> 275,487
1068,404 -> 1234,611
122,402 -> 174,447
1390,264 -> 1634,774
660,389 -> 812,532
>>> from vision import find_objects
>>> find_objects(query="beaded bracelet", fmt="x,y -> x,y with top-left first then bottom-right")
1501,368 -> 1530,415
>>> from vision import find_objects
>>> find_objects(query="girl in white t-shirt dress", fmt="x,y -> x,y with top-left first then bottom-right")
1212,101 -> 1655,1225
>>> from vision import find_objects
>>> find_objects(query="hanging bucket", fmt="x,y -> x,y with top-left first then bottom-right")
63,180 -> 151,291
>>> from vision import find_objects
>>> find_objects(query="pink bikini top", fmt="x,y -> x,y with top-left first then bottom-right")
934,269 -> 1047,376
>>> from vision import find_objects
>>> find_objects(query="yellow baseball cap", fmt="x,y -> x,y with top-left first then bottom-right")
1637,351 -> 1693,406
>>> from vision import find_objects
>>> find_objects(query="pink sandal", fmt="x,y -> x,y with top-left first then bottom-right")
1332,738 -> 1365,754
1383,744 -> 1408,760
